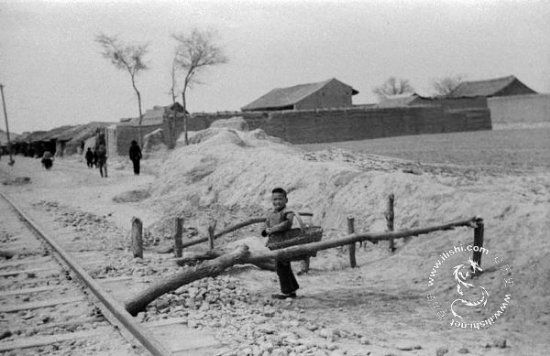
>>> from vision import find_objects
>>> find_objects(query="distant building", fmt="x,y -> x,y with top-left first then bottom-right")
241,78 -> 359,112
450,75 -> 536,98
124,102 -> 186,126
112,103 -> 186,155
377,93 -> 435,108
0,130 -> 19,155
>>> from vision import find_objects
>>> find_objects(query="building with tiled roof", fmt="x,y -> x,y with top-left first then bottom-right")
242,78 -> 358,112
450,75 -> 536,98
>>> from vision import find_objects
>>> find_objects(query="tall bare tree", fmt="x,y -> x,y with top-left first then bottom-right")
172,28 -> 227,145
373,77 -> 414,99
96,33 -> 149,145
167,58 -> 179,149
432,75 -> 465,97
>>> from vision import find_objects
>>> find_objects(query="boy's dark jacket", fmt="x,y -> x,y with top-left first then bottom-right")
263,208 -> 294,246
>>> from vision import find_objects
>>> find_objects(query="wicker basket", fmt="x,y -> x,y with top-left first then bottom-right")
266,212 -> 323,250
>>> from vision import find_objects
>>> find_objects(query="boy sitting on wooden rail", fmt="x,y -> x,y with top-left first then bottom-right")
262,187 -> 300,299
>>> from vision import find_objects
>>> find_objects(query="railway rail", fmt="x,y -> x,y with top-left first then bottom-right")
0,192 -> 195,355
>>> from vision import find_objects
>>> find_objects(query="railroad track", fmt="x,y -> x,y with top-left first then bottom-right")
0,193 -> 174,356
0,192 -> 231,356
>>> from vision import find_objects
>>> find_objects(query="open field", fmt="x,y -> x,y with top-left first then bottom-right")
299,128 -> 550,172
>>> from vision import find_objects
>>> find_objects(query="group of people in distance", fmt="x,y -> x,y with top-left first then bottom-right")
83,140 -> 142,178
84,144 -> 108,177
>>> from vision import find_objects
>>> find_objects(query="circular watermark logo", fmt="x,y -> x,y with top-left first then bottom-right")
426,244 -> 513,329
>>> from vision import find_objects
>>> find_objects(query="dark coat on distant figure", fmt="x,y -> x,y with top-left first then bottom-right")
129,142 -> 142,162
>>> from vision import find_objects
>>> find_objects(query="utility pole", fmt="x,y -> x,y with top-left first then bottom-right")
0,84 -> 15,166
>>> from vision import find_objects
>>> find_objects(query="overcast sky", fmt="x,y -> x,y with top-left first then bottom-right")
1,0 -> 549,134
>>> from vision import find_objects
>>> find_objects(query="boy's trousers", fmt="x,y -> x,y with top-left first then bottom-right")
276,260 -> 299,294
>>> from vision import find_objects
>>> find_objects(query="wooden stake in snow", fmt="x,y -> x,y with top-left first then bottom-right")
173,218 -> 183,258
347,217 -> 357,268
207,222 -> 216,250
472,218 -> 484,268
131,217 -> 143,259
386,194 -> 396,252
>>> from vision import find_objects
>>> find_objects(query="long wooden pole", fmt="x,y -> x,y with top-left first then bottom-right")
125,217 -> 479,314
0,84 -> 14,165
126,245 -> 249,315
179,217 -> 264,250
180,212 -> 313,250
251,217 -> 478,262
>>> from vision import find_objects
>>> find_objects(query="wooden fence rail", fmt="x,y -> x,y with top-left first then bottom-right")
125,216 -> 483,315
178,212 -> 315,250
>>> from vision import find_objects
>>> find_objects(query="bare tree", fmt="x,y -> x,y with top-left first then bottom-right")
96,33 -> 149,145
167,59 -> 179,149
373,77 -> 414,99
172,28 -> 228,145
432,75 -> 465,97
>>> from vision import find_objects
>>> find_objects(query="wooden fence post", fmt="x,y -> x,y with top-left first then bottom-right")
207,222 -> 217,250
472,218 -> 484,268
173,217 -> 183,258
131,217 -> 143,259
347,217 -> 357,268
386,194 -> 396,252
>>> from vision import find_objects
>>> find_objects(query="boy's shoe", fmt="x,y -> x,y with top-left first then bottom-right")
271,292 -> 297,300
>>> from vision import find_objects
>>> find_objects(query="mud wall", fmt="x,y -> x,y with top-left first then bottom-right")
193,105 -> 491,144
114,124 -> 163,156
113,103 -> 491,153
488,94 -> 550,126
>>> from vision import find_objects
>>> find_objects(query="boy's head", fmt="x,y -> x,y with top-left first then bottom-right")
271,187 -> 288,210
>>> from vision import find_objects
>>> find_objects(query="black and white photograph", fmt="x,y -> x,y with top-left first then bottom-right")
1,0 -> 549,355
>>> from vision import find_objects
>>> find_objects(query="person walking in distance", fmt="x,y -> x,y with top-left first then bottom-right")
85,147 -> 94,168
96,144 -> 108,178
129,140 -> 142,175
